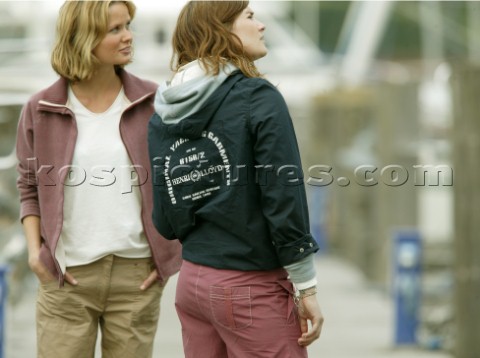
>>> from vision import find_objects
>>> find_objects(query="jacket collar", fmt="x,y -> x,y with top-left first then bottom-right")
38,68 -> 157,108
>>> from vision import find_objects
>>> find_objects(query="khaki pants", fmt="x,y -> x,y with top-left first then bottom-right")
36,255 -> 165,358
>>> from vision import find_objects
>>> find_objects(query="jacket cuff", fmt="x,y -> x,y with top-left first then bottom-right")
294,277 -> 318,291
284,254 -> 317,286
20,202 -> 40,222
275,234 -> 319,266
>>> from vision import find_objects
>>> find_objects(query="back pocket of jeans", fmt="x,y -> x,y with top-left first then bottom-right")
209,285 -> 252,330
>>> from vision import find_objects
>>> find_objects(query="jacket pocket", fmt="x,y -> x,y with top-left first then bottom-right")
209,285 -> 252,330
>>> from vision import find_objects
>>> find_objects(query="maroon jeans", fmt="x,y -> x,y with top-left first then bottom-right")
175,260 -> 308,358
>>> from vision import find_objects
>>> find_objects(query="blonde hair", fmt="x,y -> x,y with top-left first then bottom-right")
172,1 -> 261,78
51,1 -> 136,81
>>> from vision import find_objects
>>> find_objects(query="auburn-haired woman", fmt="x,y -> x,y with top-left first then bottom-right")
148,1 -> 323,357
16,1 -> 181,357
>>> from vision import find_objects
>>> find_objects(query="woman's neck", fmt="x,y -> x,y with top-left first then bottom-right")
70,66 -> 123,113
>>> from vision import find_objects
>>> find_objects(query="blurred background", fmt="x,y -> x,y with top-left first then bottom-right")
0,1 -> 478,357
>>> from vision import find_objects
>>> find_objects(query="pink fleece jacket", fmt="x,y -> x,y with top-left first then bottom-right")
16,69 -> 182,286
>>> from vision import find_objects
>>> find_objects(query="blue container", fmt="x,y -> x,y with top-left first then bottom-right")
0,265 -> 8,358
392,230 -> 422,345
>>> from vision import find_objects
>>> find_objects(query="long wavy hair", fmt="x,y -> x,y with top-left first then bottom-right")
51,1 -> 136,81
171,1 -> 261,78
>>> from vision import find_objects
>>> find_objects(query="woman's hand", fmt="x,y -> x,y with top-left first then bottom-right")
29,255 -> 78,286
28,255 -> 56,284
64,271 -> 78,285
297,294 -> 324,346
140,269 -> 159,290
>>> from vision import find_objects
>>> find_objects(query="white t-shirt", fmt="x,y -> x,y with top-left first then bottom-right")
55,86 -> 151,272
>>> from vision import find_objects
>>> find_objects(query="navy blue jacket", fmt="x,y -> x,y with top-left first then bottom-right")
148,71 -> 318,270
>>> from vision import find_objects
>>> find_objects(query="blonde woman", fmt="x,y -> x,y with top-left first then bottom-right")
16,1 -> 181,357
148,1 -> 323,357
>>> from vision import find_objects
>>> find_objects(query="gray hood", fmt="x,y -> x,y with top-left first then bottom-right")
154,62 -> 237,124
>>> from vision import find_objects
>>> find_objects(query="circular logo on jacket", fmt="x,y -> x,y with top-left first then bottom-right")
164,130 -> 230,205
